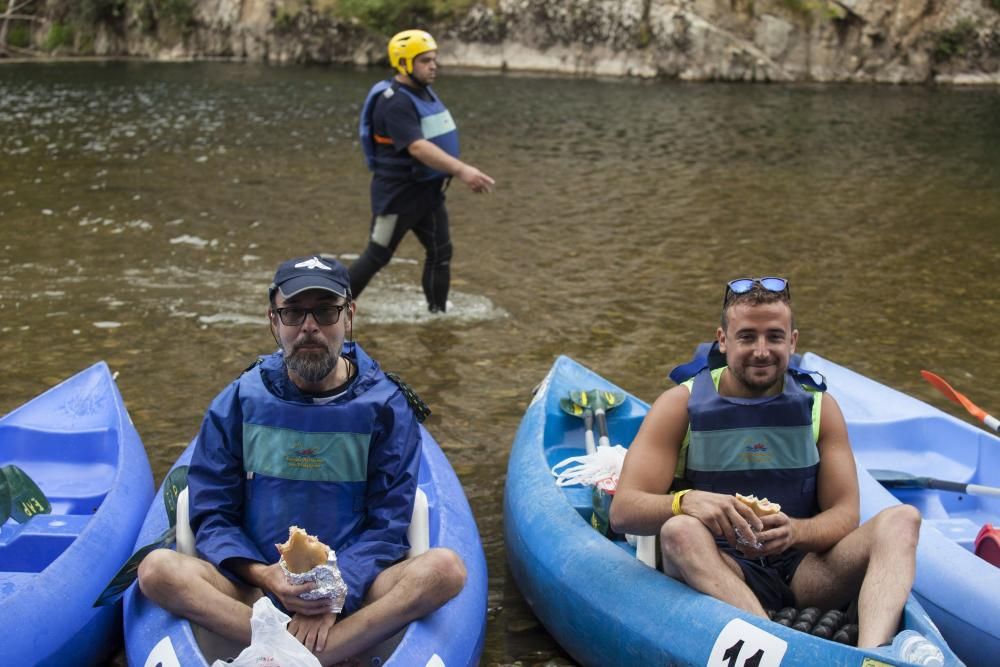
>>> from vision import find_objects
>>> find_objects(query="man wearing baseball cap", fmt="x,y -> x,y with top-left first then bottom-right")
138,255 -> 466,663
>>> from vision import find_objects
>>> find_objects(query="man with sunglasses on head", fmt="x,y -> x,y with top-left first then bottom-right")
137,255 -> 466,664
351,29 -> 495,314
611,277 -> 921,651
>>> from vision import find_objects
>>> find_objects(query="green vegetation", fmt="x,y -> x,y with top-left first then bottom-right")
272,0 -> 497,38
129,0 -> 196,35
990,0 -> 1000,13
932,20 -> 978,63
73,0 -> 127,24
333,0 -> 491,35
337,0 -> 435,34
42,22 -> 73,51
778,0 -> 844,21
6,24 -> 31,49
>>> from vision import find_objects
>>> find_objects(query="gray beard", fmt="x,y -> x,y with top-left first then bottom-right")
284,348 -> 337,383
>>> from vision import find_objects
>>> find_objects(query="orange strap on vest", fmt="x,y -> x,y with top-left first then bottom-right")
374,134 -> 394,145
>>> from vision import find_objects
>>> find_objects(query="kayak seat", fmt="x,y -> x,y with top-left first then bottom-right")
174,485 -> 431,559
635,534 -> 657,568
925,517 -> 982,552
849,419 -> 978,485
172,484 -> 431,662
0,513 -> 92,573
0,425 -> 116,515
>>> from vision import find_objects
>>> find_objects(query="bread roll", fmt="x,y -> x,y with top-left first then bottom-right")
276,526 -> 330,574
735,493 -> 781,517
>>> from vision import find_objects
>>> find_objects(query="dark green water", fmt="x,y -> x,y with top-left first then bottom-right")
1,61 -> 999,665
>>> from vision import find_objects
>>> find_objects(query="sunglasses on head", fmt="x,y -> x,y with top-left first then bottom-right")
723,277 -> 790,307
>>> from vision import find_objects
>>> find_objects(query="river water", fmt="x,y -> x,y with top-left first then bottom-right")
1,61 -> 999,665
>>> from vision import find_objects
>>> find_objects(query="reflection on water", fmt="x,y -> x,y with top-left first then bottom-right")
2,62 -> 999,665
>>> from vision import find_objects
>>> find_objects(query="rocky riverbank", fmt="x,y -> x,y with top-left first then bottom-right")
4,0 -> 1000,83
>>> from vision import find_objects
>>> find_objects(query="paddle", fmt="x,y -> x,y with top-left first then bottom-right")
921,370 -> 1000,432
560,397 -> 596,455
870,469 -> 1000,499
570,390 -> 626,448
93,465 -> 189,607
0,465 -> 51,524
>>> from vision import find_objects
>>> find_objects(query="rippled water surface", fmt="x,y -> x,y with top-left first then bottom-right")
2,62 -> 999,665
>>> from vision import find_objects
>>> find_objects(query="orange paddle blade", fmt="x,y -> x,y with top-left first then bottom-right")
921,370 -> 988,422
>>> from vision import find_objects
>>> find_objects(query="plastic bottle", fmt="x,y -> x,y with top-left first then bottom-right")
891,630 -> 945,666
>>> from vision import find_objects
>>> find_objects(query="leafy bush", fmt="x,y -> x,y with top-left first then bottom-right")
334,0 -> 487,34
74,0 -> 128,24
43,22 -> 74,51
932,21 -> 978,62
129,0 -> 196,34
158,0 -> 195,28
7,24 -> 32,49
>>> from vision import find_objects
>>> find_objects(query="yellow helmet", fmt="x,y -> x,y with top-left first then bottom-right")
387,30 -> 438,75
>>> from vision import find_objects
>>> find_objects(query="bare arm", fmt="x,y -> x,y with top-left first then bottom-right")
408,139 -> 495,193
756,393 -> 860,555
611,384 -> 782,548
609,386 -> 692,535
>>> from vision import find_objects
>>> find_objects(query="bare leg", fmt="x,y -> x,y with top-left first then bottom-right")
311,548 -> 465,665
137,548 -> 261,644
791,505 -> 920,647
660,515 -> 768,617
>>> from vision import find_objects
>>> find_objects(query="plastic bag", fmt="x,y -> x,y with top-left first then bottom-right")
211,596 -> 322,667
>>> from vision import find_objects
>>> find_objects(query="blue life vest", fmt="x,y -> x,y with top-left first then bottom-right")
189,344 -> 421,615
359,79 -> 460,181
670,343 -> 825,518
234,349 -> 414,565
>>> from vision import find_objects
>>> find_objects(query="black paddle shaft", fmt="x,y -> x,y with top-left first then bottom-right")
924,478 -> 968,493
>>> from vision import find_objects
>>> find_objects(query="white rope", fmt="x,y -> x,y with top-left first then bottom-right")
551,444 -> 628,488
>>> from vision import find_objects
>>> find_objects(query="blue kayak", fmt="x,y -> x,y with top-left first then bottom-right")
505,355 -> 964,667
124,423 -> 487,666
0,362 -> 154,665
802,352 -> 1000,667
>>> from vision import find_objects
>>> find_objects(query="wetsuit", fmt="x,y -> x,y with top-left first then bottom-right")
351,80 -> 457,312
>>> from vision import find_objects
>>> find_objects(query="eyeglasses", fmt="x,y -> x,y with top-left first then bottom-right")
273,304 -> 346,326
723,277 -> 790,307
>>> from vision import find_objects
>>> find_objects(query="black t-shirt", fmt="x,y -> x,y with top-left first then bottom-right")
370,81 -> 446,216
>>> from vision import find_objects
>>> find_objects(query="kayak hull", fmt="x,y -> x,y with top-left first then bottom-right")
124,423 -> 487,667
0,362 -> 154,665
803,352 -> 1000,667
505,355 -> 964,666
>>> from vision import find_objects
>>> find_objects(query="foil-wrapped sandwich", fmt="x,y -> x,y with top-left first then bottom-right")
733,493 -> 782,551
276,526 -> 349,613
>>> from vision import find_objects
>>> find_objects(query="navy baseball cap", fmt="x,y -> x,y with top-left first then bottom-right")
269,255 -> 351,300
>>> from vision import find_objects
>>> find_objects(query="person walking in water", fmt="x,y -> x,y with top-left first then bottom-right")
352,29 -> 495,313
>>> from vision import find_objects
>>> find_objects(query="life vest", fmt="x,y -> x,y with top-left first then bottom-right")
359,79 -> 460,181
235,348 -> 405,562
670,343 -> 825,519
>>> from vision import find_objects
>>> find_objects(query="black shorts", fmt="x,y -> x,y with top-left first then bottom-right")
720,542 -> 807,612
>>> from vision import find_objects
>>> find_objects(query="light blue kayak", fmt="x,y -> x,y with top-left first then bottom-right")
505,355 -> 965,667
124,423 -> 487,667
0,362 -> 154,665
802,352 -> 1000,667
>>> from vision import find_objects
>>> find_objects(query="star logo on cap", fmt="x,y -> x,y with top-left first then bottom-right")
295,257 -> 333,271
